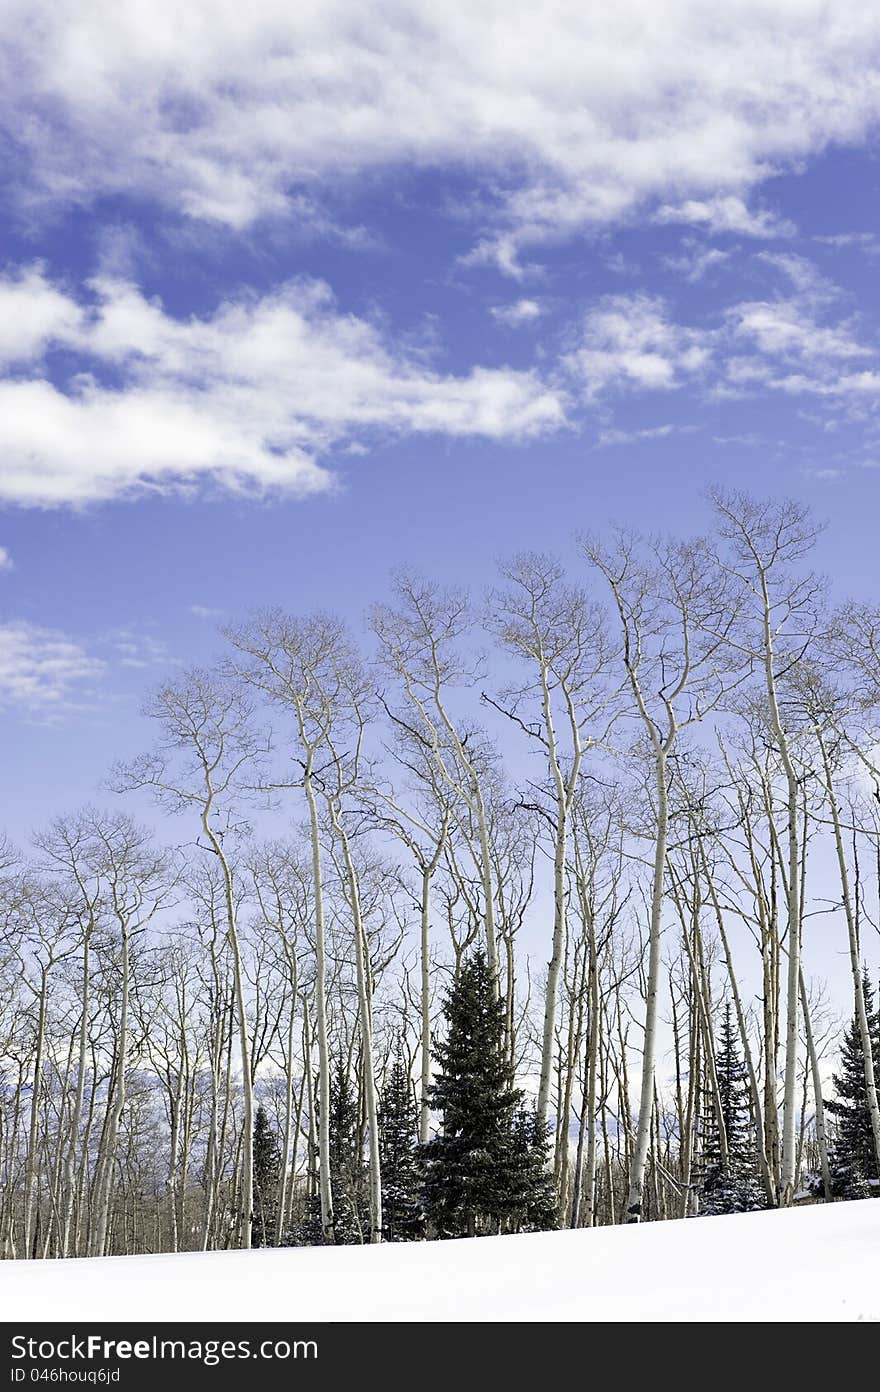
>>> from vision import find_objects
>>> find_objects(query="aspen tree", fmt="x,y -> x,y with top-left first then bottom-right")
85,814 -> 170,1257
224,615 -> 340,1242
708,489 -> 825,1205
113,669 -> 263,1248
372,574 -> 501,986
487,553 -> 617,1133
822,605 -> 880,1174
582,530 -> 742,1220
355,734 -> 449,1144
247,843 -> 312,1243
14,881 -> 74,1257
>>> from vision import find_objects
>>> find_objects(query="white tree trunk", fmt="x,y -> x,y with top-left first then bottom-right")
303,755 -> 334,1243
818,729 -> 880,1172
625,748 -> 668,1221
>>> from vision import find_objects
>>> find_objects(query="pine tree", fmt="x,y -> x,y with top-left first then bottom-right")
327,1057 -> 366,1242
506,1106 -> 558,1232
252,1104 -> 281,1248
288,1058 -> 366,1245
823,971 -> 880,1199
379,1049 -> 424,1241
697,1003 -> 765,1216
422,950 -> 539,1237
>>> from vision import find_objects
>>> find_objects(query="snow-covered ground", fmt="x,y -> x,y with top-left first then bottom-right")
2,1202 -> 877,1322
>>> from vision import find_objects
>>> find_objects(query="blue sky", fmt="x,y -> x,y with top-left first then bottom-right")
2,1 -> 880,859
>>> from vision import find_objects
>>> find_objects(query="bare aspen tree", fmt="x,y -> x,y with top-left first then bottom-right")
33,814 -> 105,1257
226,612 -> 365,1244
79,814 -> 171,1257
708,488 -> 825,1206
11,880 -> 74,1258
371,573 -> 501,986
486,552 -> 617,1134
187,862 -> 236,1250
714,727 -> 785,1191
3,489 -> 880,1255
569,795 -> 627,1226
823,603 -> 880,1173
359,740 -> 449,1145
581,530 -> 741,1220
248,842 -> 313,1243
319,657 -> 384,1243
695,832 -> 776,1205
113,669 -> 263,1248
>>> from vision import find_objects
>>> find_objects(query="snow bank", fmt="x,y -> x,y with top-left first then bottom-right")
2,1201 -> 877,1322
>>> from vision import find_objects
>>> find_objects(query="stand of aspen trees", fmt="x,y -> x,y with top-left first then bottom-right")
1,488 -> 879,1256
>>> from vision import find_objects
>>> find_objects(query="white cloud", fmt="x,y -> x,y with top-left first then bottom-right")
802,466 -> 843,480
721,274 -> 875,405
711,433 -> 763,447
101,628 -> 172,670
3,3 -> 880,258
569,262 -> 880,426
189,604 -> 224,621
566,294 -> 713,397
0,269 -> 565,507
0,266 -> 83,364
0,621 -> 104,714
715,257 -> 879,402
729,300 -> 871,364
756,252 -> 838,303
596,423 -> 699,447
654,195 -> 795,239
491,299 -> 544,327
814,232 -> 880,255
0,547 -> 13,573
770,369 -> 880,397
663,244 -> 730,282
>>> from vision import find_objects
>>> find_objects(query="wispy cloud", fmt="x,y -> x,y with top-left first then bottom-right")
655,195 -> 795,240
596,423 -> 699,448
101,628 -> 173,670
728,301 -> 870,366
565,294 -> 713,398
491,299 -> 544,328
663,243 -> 730,283
569,256 -> 880,432
756,252 -> 839,304
720,261 -> 877,403
814,231 -> 880,256
0,621 -> 104,717
801,465 -> 844,481
0,269 -> 566,507
0,547 -> 13,573
2,4 -> 879,261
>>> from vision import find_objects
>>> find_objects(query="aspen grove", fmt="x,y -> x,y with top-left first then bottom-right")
1,488 -> 879,1259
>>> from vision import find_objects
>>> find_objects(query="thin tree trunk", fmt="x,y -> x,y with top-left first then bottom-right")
303,752 -> 333,1243
817,729 -> 880,1172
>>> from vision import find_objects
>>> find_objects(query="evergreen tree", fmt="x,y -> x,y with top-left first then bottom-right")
379,1049 -> 425,1241
823,971 -> 880,1199
423,950 -> 543,1237
506,1105 -> 558,1232
252,1104 -> 281,1248
697,1003 -> 765,1216
289,1058 -> 367,1245
327,1057 -> 366,1242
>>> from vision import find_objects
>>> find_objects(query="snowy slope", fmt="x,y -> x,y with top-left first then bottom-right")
2,1202 -> 878,1322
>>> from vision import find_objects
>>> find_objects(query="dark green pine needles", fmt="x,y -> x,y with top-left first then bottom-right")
697,1002 -> 765,1216
252,1104 -> 281,1247
423,949 -> 555,1237
823,971 -> 880,1199
379,1049 -> 425,1241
